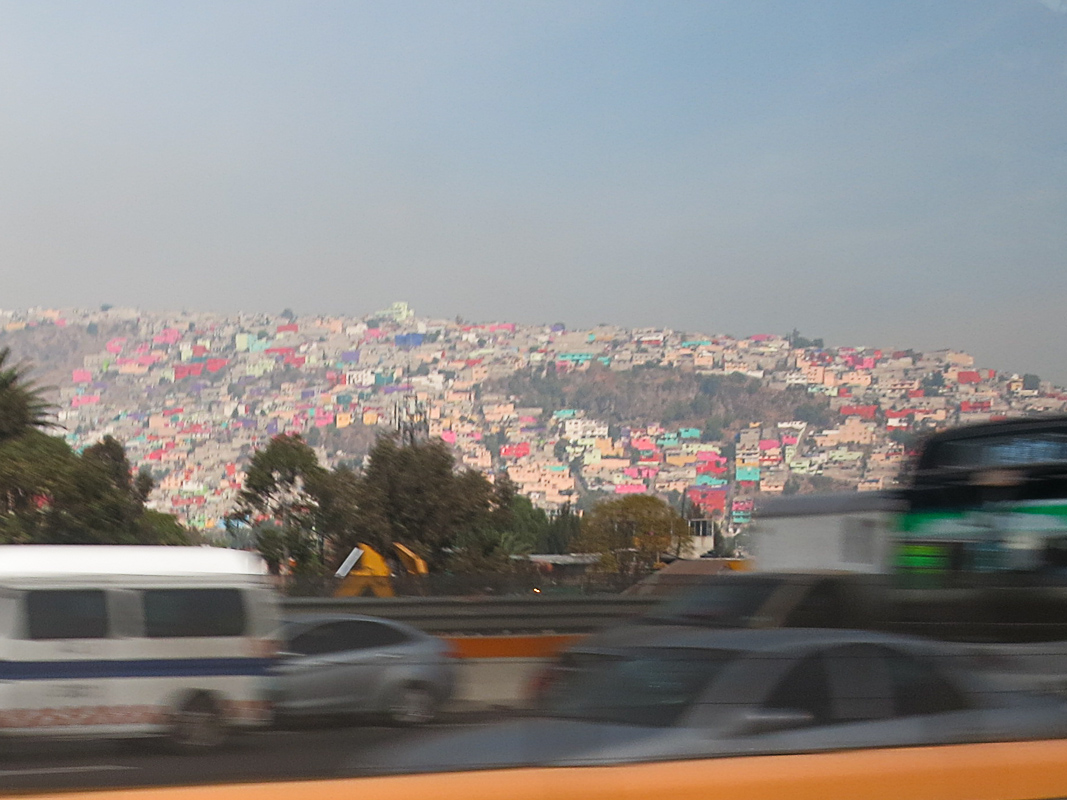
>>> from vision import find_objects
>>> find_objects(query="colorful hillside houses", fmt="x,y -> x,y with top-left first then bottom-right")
18,300 -> 1055,532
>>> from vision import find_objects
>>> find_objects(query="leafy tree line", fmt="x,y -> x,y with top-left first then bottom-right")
229,434 -> 585,575
0,348 -> 193,545
230,433 -> 689,577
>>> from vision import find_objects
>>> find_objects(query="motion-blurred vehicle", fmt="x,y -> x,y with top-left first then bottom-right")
636,570 -> 1067,694
269,614 -> 456,725
639,571 -> 884,630
894,415 -> 1067,586
0,545 -> 279,750
360,627 -> 1067,772
749,416 -> 1067,588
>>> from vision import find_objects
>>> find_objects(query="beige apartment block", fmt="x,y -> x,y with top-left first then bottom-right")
693,350 -> 718,369
462,447 -> 492,470
944,351 -> 975,367
840,370 -> 872,387
858,477 -> 887,492
812,429 -> 841,448
483,402 -> 516,423
656,478 -> 692,494
838,416 -> 877,445
594,438 -> 624,457
584,457 -> 630,472
760,473 -> 787,493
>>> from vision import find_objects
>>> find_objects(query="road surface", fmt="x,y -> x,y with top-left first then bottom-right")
0,710 -> 508,794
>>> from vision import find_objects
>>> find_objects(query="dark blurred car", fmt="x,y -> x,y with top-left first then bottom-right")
269,615 -> 457,725
633,571 -> 1067,697
642,570 -> 1067,644
356,627 -> 1067,772
639,571 -> 885,630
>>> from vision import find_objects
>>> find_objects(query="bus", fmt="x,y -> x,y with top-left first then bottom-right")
750,415 -> 1067,655
896,415 -> 1067,586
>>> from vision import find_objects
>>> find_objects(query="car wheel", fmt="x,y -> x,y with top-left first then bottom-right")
386,683 -> 437,726
168,693 -> 227,751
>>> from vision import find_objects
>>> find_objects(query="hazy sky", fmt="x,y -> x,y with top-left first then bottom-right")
2,1 -> 1065,380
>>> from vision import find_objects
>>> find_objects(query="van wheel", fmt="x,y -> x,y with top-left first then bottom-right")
169,694 -> 227,751
386,684 -> 437,726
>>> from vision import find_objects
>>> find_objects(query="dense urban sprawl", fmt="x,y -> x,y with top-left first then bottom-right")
2,303 -> 1063,535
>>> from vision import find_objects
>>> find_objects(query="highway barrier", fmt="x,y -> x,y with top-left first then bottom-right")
281,595 -> 657,634
446,633 -> 581,659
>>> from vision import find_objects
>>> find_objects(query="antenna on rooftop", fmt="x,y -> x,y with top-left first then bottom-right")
392,393 -> 428,446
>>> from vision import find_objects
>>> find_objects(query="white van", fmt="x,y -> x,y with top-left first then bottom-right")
0,545 -> 281,748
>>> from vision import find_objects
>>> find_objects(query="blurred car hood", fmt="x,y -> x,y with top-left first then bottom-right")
349,717 -> 670,773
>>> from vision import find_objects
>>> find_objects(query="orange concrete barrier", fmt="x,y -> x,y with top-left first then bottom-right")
444,634 -> 581,659
14,739 -> 1067,800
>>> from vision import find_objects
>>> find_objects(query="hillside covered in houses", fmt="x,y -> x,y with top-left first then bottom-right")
1,303 -> 1063,536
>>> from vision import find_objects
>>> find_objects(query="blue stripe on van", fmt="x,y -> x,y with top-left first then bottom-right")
0,657 -> 274,681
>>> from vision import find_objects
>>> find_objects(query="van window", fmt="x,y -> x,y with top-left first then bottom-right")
26,590 -> 109,640
142,589 -> 246,638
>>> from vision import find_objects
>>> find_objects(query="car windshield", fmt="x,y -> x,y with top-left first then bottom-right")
647,578 -> 782,626
539,647 -> 737,727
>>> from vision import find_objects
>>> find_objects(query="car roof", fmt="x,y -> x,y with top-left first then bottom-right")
573,625 -> 942,655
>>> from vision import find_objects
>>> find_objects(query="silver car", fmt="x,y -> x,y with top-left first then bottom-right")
270,615 -> 457,725
356,627 -> 1067,772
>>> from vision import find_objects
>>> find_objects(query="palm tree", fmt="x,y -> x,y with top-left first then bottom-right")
0,347 -> 55,442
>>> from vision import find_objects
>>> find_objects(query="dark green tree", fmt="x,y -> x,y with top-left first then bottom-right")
352,435 -> 498,570
308,464 -> 362,557
507,495 -> 550,552
0,430 -> 192,545
0,348 -> 54,443
702,416 -> 725,442
537,504 -> 581,554
231,434 -> 328,574
0,430 -> 74,539
489,474 -> 518,533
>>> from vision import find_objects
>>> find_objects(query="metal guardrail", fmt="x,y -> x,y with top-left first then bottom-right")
281,595 -> 658,634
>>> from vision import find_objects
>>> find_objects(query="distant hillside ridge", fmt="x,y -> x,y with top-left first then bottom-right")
489,363 -> 833,438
